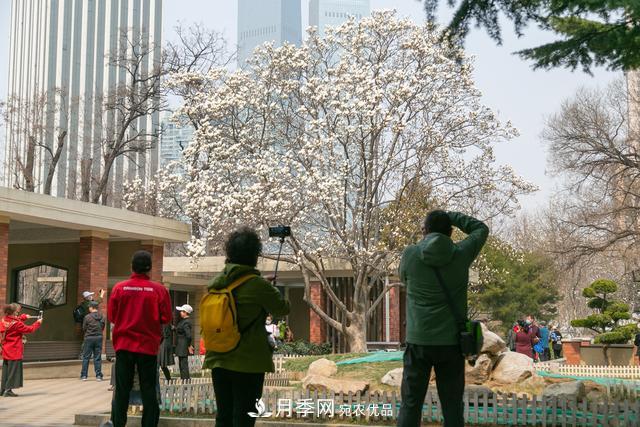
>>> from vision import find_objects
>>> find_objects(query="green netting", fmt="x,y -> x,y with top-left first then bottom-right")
336,351 -> 404,365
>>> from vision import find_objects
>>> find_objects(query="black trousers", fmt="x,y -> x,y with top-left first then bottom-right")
111,350 -> 159,427
397,344 -> 465,427
178,356 -> 190,380
212,368 -> 265,427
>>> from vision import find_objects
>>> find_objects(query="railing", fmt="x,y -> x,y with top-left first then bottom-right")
162,373 -> 292,388
537,364 -> 640,379
168,354 -> 305,375
158,385 -> 640,425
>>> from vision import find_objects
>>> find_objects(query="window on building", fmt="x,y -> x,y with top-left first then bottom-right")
14,264 -> 68,309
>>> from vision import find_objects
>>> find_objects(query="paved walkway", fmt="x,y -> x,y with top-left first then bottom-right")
0,376 -> 112,426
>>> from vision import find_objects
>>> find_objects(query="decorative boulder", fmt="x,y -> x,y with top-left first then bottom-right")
465,385 -> 494,398
307,358 -> 338,377
491,352 -> 535,384
543,381 -> 586,400
480,323 -> 507,355
465,354 -> 494,385
302,374 -> 369,394
381,368 -> 404,387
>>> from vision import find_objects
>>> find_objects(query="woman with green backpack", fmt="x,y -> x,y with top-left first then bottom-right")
201,227 -> 290,426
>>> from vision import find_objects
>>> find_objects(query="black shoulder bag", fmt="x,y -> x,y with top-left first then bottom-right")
432,267 -> 483,358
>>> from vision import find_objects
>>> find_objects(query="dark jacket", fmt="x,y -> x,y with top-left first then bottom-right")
399,212 -> 489,346
83,312 -> 105,338
175,317 -> 193,357
203,264 -> 290,373
158,324 -> 175,367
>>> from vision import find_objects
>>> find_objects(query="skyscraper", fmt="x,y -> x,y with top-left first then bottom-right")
237,0 -> 302,66
159,115 -> 193,167
4,0 -> 162,205
309,0 -> 369,37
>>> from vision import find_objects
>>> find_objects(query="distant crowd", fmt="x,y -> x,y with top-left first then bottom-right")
506,315 -> 563,362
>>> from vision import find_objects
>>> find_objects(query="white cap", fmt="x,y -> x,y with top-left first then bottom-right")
82,291 -> 95,299
176,304 -> 193,314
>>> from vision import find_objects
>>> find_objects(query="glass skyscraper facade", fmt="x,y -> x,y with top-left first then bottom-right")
4,0 -> 162,205
309,0 -> 369,37
237,0 -> 302,66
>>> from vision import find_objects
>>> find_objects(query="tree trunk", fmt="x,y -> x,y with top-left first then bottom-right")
23,136 -> 36,192
603,344 -> 611,366
80,158 -> 92,202
44,130 -> 67,195
345,319 -> 368,353
93,155 -> 115,205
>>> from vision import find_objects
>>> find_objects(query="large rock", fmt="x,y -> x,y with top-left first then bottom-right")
543,381 -> 586,400
465,385 -> 494,398
381,368 -> 403,387
491,351 -> 535,384
307,358 -> 338,377
480,323 -> 507,355
302,374 -> 369,394
465,354 -> 494,385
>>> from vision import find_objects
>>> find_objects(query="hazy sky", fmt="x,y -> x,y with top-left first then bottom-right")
0,1 -> 616,212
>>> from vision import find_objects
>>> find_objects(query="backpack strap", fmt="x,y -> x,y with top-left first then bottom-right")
432,267 -> 467,334
225,274 -> 258,293
207,274 -> 259,328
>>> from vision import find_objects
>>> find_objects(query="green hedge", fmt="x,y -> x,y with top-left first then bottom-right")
275,340 -> 332,355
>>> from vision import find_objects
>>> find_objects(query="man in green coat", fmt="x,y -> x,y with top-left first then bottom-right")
397,210 -> 489,427
203,227 -> 290,426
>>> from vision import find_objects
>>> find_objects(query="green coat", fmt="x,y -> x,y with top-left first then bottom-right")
202,264 -> 290,373
399,212 -> 489,346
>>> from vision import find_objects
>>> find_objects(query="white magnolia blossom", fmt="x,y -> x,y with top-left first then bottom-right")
147,11 -> 535,351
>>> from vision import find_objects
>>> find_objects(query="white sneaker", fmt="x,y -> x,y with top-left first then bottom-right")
81,377 -> 87,381
96,377 -> 103,382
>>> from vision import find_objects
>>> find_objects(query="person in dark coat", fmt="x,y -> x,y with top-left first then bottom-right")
515,320 -> 536,359
1,303 -> 43,396
158,323 -> 174,381
81,302 -> 105,380
174,305 -> 193,380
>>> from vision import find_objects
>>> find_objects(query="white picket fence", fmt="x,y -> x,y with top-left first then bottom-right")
537,364 -> 640,380
168,354 -> 304,375
158,385 -> 640,425
162,373 -> 292,387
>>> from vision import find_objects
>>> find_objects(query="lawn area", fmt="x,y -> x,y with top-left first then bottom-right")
284,353 -> 403,392
283,353 -> 369,372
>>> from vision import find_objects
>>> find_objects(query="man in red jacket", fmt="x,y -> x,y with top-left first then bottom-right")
108,251 -> 172,427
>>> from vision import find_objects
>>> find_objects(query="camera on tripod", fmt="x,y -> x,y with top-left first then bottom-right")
268,225 -> 291,239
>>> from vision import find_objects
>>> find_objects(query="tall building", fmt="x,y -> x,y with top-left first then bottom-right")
309,0 -> 369,37
237,0 -> 302,66
159,116 -> 193,167
4,0 -> 162,205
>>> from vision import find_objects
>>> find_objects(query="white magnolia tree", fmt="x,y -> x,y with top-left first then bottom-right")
156,11 -> 534,351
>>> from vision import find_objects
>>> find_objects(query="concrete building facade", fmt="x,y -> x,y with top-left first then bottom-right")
309,0 -> 369,37
0,186 -> 189,361
237,0 -> 302,66
4,0 -> 162,205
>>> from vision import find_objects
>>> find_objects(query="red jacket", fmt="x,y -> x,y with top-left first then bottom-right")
0,315 -> 41,360
108,273 -> 172,356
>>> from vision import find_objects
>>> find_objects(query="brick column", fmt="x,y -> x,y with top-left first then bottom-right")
309,281 -> 326,344
140,240 -> 164,282
387,286 -> 401,342
563,340 -> 582,365
78,231 -> 109,308
0,217 -> 9,307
